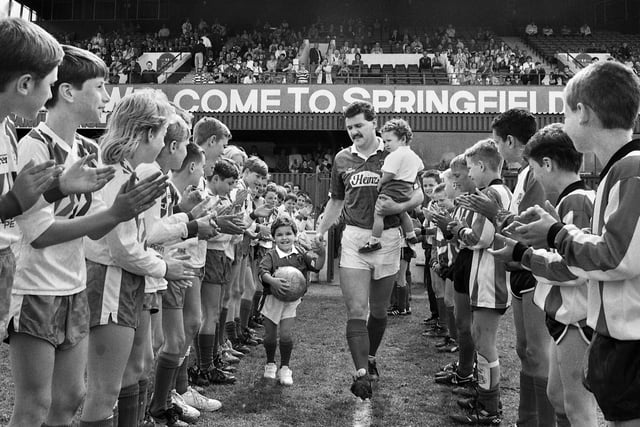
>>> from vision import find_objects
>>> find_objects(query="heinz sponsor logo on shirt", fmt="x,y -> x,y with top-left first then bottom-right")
349,171 -> 380,187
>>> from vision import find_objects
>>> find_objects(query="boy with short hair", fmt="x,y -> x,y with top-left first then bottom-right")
360,118 -> 424,253
512,61 -> 640,425
491,123 -> 598,427
449,139 -> 512,425
421,170 -> 443,326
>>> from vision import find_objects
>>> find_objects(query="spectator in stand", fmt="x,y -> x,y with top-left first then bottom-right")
542,25 -> 554,37
193,38 -> 206,72
296,62 -> 310,84
141,60 -> 158,83
182,18 -> 192,36
419,51 -> 432,72
525,21 -> 538,37
125,59 -> 142,83
529,61 -> 546,85
197,18 -> 209,32
205,52 -> 216,72
371,42 -> 383,54
561,24 -> 572,36
242,69 -> 256,84
315,58 -> 333,84
336,52 -> 350,83
548,66 -> 563,85
445,24 -> 456,39
352,52 -> 364,83
316,159 -> 331,173
158,24 -> 170,38
620,42 -> 631,61
309,42 -> 322,70
580,23 -> 592,37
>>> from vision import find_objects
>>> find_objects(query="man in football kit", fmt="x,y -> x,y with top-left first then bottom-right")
315,101 -> 423,399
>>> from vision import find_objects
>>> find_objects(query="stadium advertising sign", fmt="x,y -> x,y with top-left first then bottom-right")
105,85 -> 566,114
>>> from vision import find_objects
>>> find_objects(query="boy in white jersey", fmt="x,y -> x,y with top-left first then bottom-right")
491,124 -> 598,427
449,140 -> 512,425
81,90 -> 196,427
511,61 -> 640,425
8,45 -> 169,427
360,118 -> 424,253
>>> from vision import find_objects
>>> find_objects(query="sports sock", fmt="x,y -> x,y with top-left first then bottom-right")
477,386 -> 500,415
197,334 -> 215,371
368,236 -> 380,245
367,314 -> 387,357
426,271 -> 438,318
175,358 -> 189,395
263,321 -> 277,363
457,326 -> 474,377
234,317 -> 242,340
389,285 -> 398,308
556,412 -> 571,427
137,379 -> 149,426
240,298 -> 253,330
225,320 -> 237,343
116,383 -> 139,427
476,353 -> 500,414
166,357 -> 183,408
212,323 -> 219,358
218,308 -> 228,346
446,306 -> 457,340
149,353 -> 180,416
436,297 -> 448,333
192,335 -> 201,367
279,339 -> 293,367
397,287 -> 407,312
533,376 -> 555,427
251,289 -> 263,318
346,319 -> 369,371
517,372 -> 538,427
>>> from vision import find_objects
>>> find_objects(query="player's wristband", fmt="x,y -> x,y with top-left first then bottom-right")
512,242 -> 528,263
43,177 -> 66,203
0,191 -> 23,220
547,222 -> 564,249
249,212 -> 257,221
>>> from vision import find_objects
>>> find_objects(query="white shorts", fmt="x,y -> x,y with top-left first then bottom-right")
340,225 -> 402,280
260,294 -> 301,324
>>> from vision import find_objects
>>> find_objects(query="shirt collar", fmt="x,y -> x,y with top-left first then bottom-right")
350,137 -> 385,160
599,139 -> 640,179
558,179 -> 587,202
276,245 -> 299,258
36,122 -> 74,154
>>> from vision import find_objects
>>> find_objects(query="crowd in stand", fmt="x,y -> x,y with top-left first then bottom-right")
49,17 -> 640,86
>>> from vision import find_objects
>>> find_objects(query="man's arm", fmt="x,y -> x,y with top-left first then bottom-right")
375,187 -> 424,216
316,198 -> 345,236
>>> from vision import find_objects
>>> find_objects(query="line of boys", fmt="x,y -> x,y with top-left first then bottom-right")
0,17 -> 327,427
420,60 -> 640,427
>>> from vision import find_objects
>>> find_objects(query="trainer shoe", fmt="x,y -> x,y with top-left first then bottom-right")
232,341 -> 251,354
148,405 -> 189,427
434,370 -> 475,386
423,315 -> 439,326
187,366 -> 210,387
214,355 -> 237,373
436,338 -> 459,353
350,373 -> 372,400
181,386 -> 222,412
368,359 -> 380,382
422,324 -> 448,338
449,403 -> 502,425
222,341 -> 244,359
359,242 -> 381,253
206,367 -> 236,385
278,366 -> 293,386
170,390 -> 200,423
264,362 -> 277,379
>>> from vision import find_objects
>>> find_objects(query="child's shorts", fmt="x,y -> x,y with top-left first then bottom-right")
585,333 -> 640,421
0,247 -> 15,341
510,270 -> 537,300
260,294 -> 300,324
86,260 -> 145,329
546,316 -> 592,345
203,249 -> 231,285
7,290 -> 89,350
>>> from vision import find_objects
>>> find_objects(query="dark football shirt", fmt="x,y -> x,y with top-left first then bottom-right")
330,139 -> 402,230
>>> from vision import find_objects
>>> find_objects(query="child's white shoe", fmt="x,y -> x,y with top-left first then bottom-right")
264,362 -> 277,379
279,366 -> 293,386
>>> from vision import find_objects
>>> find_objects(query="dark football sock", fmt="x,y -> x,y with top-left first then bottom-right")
397,287 -> 407,312
218,308 -> 228,346
279,339 -> 294,367
446,306 -> 457,340
534,376 -> 555,427
251,289 -> 263,318
367,314 -> 387,357
346,319 -> 369,372
137,379 -> 149,426
263,319 -> 277,363
116,383 -> 139,427
457,327 -> 475,377
436,297 -> 448,333
225,321 -> 237,343
197,333 -> 215,371
240,298 -> 253,330
149,353 -> 180,416
234,317 -> 242,339
175,359 -> 188,395
77,418 -> 114,427
517,372 -> 538,427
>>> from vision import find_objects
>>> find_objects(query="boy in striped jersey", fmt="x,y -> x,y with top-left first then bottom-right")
491,124 -> 598,427
434,155 -> 476,388
449,140 -> 512,425
462,109 -> 554,426
513,61 -> 640,425
8,45 -> 168,427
